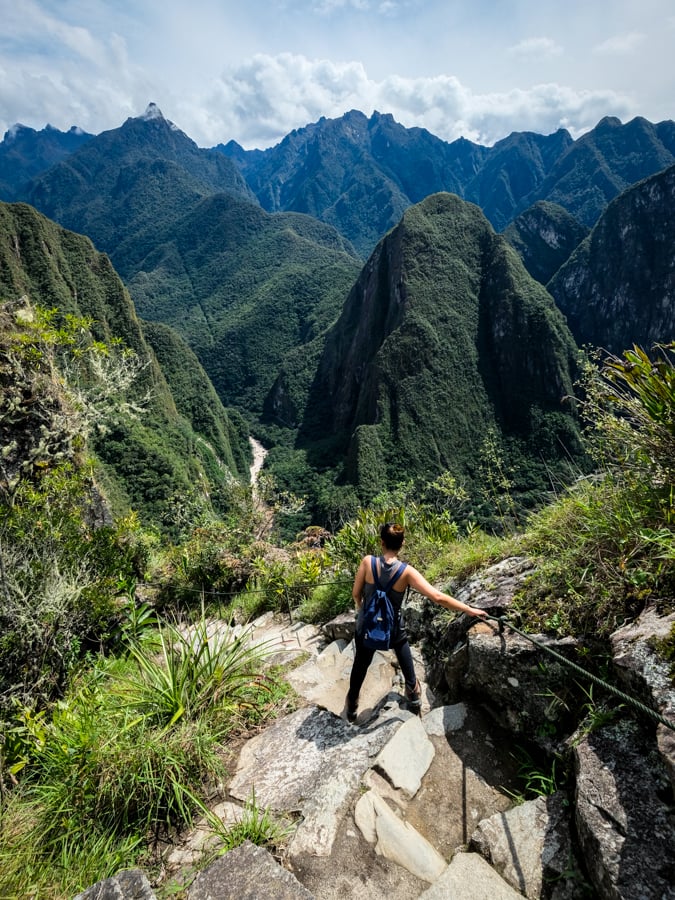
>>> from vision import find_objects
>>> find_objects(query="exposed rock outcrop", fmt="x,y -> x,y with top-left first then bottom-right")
610,607 -> 675,790
470,792 -> 577,899
573,719 -> 675,899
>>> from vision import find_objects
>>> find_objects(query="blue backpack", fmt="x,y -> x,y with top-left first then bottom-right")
362,557 -> 408,650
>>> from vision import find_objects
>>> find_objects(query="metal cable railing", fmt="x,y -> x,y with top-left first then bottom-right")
485,614 -> 675,732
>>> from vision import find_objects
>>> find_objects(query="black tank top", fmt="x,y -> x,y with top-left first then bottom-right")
362,555 -> 406,608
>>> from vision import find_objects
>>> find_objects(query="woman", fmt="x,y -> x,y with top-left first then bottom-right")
346,522 -> 488,723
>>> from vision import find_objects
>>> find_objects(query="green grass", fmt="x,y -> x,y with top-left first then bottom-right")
0,611 -> 293,900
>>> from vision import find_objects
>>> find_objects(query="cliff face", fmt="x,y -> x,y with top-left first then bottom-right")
502,201 -> 589,286
301,193 -> 584,499
548,164 -> 675,354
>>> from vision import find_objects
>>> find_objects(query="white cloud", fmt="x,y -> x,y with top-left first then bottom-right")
508,37 -> 564,59
0,2 -> 670,150
192,54 -> 632,148
593,32 -> 646,55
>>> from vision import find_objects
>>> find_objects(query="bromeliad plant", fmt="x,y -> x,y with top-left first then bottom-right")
117,615 -> 271,731
0,611 -> 283,899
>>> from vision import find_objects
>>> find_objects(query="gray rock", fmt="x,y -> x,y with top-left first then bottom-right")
610,606 -> 675,791
423,703 -> 467,736
419,851 -> 523,899
186,841 -> 314,899
229,704 -> 407,859
462,627 -> 583,746
452,557 -> 536,610
354,789 -> 448,883
470,792 -> 579,899
73,869 -> 156,900
406,556 -> 535,699
373,715 -> 435,798
574,719 -> 675,899
322,612 -> 356,642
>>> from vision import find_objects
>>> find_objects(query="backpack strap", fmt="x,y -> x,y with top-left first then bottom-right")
370,556 -> 408,594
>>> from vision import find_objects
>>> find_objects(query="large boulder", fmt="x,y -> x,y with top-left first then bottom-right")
573,719 -> 675,899
73,870 -> 156,900
610,606 -> 675,791
406,556 -> 535,698
461,626 -> 583,747
186,841 -> 314,899
470,792 -> 580,899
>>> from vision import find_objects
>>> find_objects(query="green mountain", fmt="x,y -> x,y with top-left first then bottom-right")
525,116 -> 675,227
221,112 -> 675,255
0,201 -> 249,529
0,123 -> 93,201
502,201 -> 589,286
22,104 -> 255,271
548,163 -> 675,353
219,110 -> 489,257
125,193 -> 362,416
300,193 -> 585,511
463,129 -> 573,231
140,320 -> 251,480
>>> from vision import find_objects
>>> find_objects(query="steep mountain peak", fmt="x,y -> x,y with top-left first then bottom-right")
4,123 -> 32,142
596,116 -> 623,130
126,102 -> 182,133
301,190 -> 583,501
142,102 -> 164,121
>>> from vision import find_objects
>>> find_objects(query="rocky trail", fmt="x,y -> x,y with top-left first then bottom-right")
76,560 -> 675,900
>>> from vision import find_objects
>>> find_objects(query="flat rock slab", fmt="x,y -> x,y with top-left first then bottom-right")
355,789 -> 447,883
187,840 -> 314,899
374,715 -> 435,797
229,704 -> 410,858
419,851 -> 523,899
423,703 -> 467,736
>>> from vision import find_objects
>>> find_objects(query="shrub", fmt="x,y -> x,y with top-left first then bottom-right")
516,345 -> 675,637
0,465 -> 141,711
115,616 -> 270,732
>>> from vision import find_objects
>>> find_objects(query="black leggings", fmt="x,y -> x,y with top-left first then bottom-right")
348,623 -> 417,706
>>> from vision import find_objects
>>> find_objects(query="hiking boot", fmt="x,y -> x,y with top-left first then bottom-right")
405,680 -> 422,713
346,696 -> 358,724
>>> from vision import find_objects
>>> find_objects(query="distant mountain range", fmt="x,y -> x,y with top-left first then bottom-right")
4,107 -> 675,259
1,105 -> 673,528
219,112 -> 675,253
0,122 -> 93,200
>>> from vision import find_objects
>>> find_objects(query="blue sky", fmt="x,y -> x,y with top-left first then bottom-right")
1,0 -> 673,148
